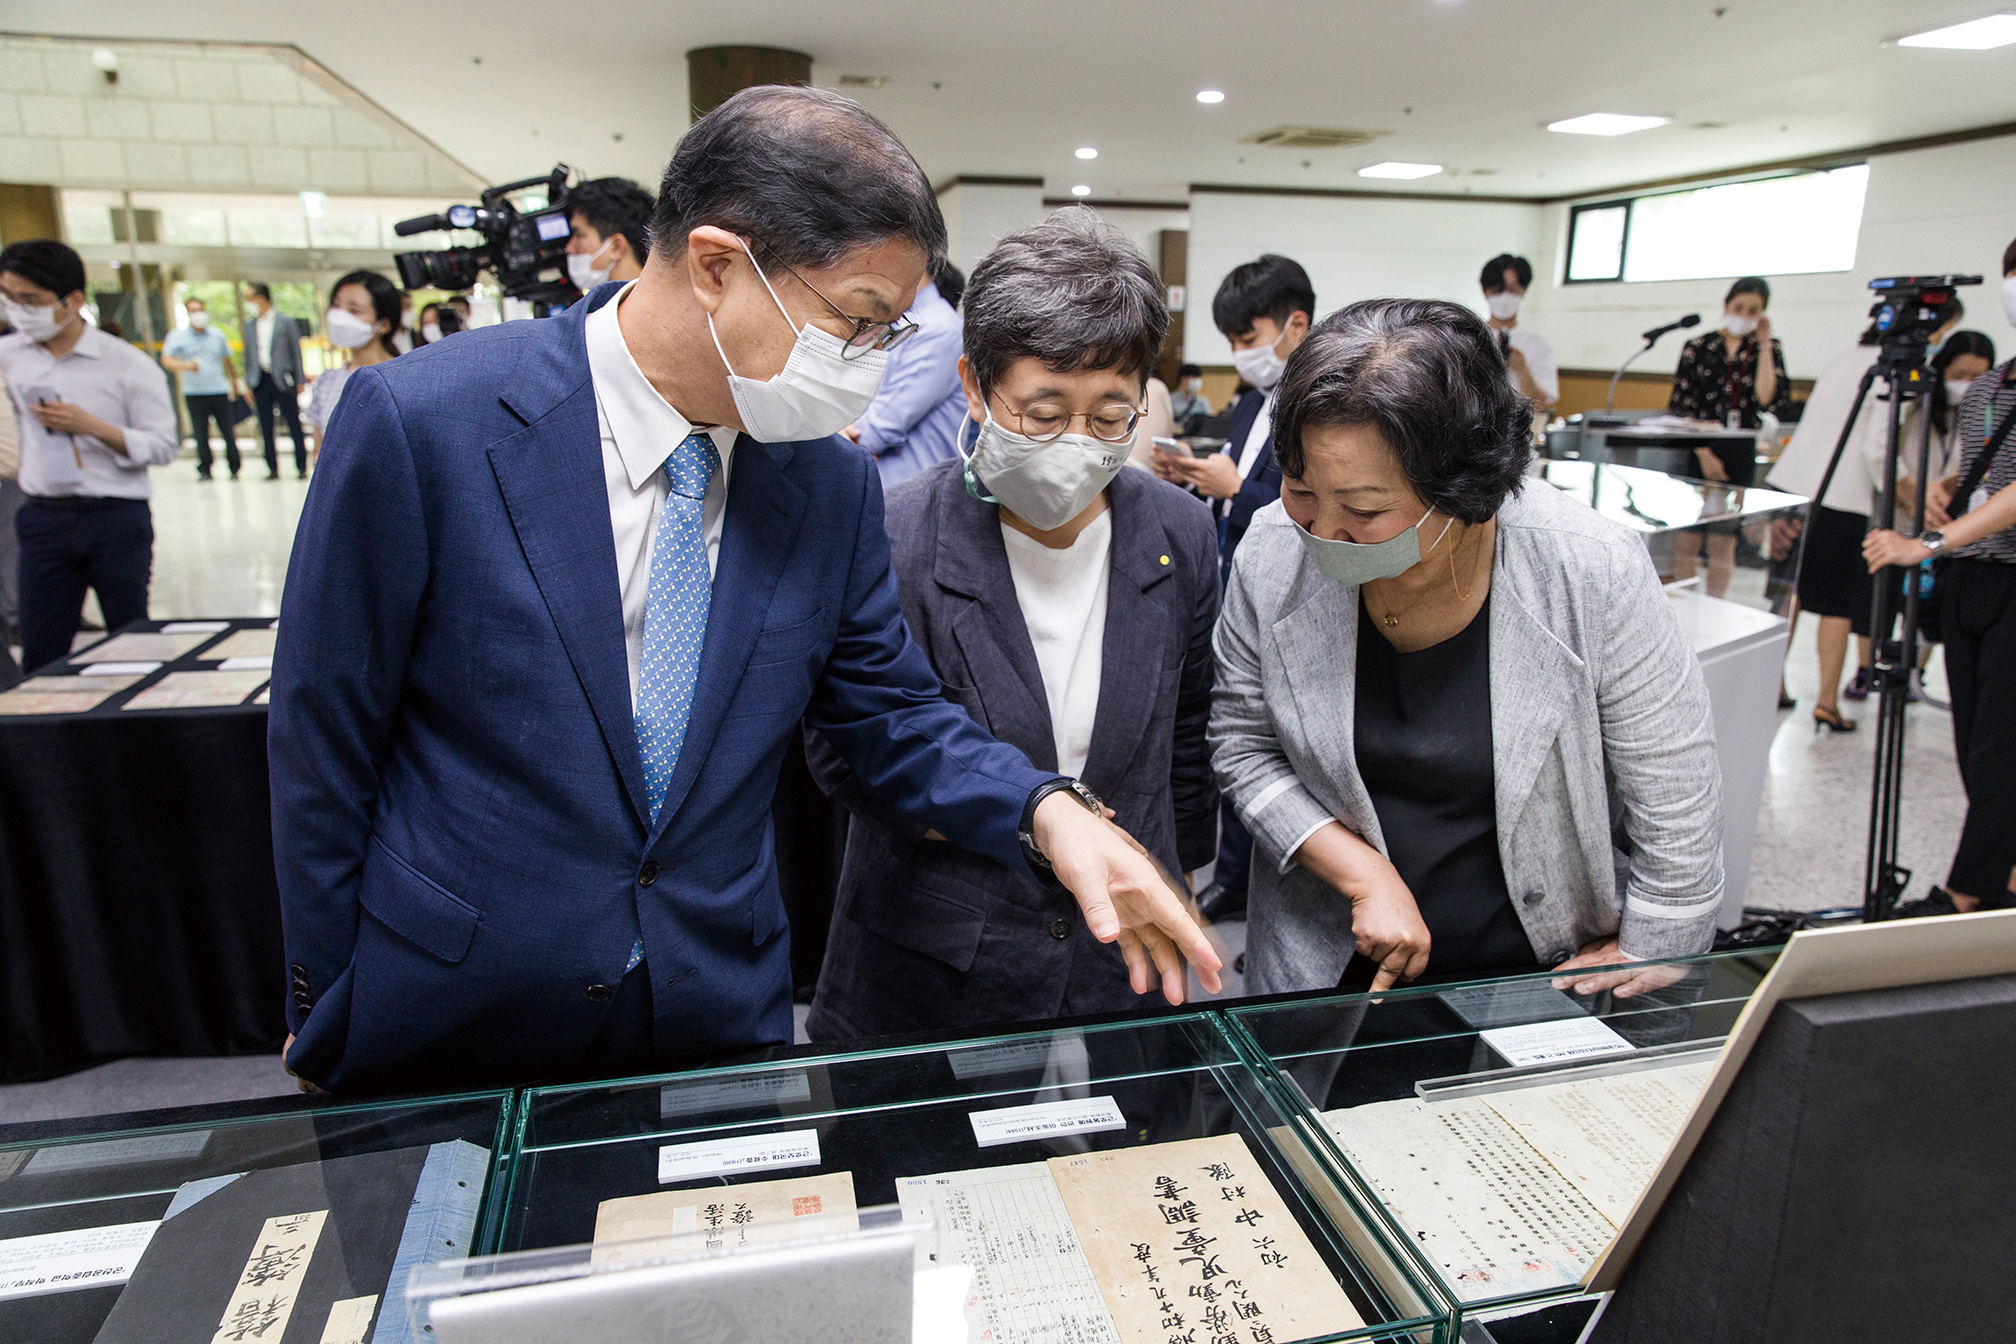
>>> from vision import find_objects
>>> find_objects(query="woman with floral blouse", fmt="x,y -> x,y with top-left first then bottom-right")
1668,275 -> 1794,485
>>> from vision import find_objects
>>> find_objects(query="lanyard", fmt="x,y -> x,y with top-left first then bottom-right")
1984,366 -> 2016,444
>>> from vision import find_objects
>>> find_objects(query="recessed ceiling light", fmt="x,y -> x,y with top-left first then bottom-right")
1547,113 -> 1671,136
1898,13 -> 2016,48
1070,184 -> 1092,196
1075,147 -> 1098,160
1358,161 -> 1443,180
1195,89 -> 1225,104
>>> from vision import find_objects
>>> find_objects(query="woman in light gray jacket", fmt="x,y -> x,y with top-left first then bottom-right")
1211,298 -> 1721,998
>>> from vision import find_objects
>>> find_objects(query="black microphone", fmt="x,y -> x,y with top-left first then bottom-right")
1641,313 -> 1701,343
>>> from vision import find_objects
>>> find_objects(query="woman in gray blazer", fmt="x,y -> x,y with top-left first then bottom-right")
1212,298 -> 1721,999
805,209 -> 1221,1040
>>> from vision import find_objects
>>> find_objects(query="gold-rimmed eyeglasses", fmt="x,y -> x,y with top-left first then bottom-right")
760,247 -> 921,361
994,394 -> 1143,444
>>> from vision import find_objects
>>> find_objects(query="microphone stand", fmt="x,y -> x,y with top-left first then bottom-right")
1604,340 -> 1656,415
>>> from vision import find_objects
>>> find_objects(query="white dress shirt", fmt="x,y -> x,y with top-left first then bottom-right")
1000,511 -> 1111,779
585,282 -> 739,708
1235,390 -> 1275,479
256,312 -> 276,372
0,325 -> 179,499
1498,324 -> 1560,405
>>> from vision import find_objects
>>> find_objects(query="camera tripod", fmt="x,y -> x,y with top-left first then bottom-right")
1791,338 -> 1941,922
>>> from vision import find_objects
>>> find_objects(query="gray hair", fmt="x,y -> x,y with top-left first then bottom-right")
962,207 -> 1169,393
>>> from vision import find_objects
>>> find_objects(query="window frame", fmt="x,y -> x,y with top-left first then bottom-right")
1564,200 -> 1631,285
1561,165 -> 1869,286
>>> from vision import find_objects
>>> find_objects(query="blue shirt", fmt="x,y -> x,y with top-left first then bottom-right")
162,326 -> 234,396
853,280 -> 969,490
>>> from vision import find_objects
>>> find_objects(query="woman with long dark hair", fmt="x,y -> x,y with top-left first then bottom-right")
304,269 -> 401,461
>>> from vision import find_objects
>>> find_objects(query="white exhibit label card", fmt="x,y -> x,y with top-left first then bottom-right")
656,1128 -> 822,1184
659,1070 -> 813,1120
218,656 -> 273,672
77,661 -> 160,676
968,1096 -> 1126,1149
947,1033 -> 1090,1080
0,1221 -> 160,1301
1480,1015 -> 1633,1068
24,1129 -> 211,1175
161,621 -> 230,634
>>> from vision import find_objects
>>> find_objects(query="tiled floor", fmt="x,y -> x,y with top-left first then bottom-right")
0,452 -> 1971,1123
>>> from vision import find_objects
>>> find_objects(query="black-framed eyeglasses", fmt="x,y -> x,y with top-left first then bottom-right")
993,391 -> 1143,444
759,246 -> 920,361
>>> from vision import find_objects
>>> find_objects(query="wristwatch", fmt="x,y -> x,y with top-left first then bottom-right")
1919,530 -> 1947,553
1019,779 -> 1105,872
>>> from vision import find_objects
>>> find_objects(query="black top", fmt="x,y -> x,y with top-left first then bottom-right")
1667,329 -> 1794,429
1344,595 -> 1533,988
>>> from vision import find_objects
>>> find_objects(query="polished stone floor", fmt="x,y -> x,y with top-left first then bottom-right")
0,449 -> 1971,1123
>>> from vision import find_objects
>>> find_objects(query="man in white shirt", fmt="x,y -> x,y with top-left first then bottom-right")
1480,253 -> 1559,415
0,241 -> 179,672
241,281 -> 307,479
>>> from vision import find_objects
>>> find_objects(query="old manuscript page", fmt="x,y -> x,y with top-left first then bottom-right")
591,1170 -> 856,1264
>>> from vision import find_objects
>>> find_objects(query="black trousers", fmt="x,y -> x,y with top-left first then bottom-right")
253,372 -> 306,475
1944,559 -> 2016,904
16,497 -> 153,674
185,392 -> 238,477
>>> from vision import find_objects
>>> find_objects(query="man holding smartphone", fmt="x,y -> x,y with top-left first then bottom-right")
0,241 -> 179,672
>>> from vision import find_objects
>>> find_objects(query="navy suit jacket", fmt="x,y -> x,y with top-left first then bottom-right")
269,285 -> 1052,1093
1217,389 -> 1281,580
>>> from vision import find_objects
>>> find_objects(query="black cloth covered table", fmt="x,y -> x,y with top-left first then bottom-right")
1,619 -> 848,1083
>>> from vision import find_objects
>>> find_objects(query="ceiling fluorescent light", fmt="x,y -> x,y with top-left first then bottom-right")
1898,13 -> 2016,48
1070,184 -> 1092,196
1075,147 -> 1098,159
1358,161 -> 1443,180
1548,113 -> 1670,136
1195,89 -> 1225,104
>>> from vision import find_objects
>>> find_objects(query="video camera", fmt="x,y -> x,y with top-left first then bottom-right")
392,164 -> 577,310
1867,274 -> 1981,365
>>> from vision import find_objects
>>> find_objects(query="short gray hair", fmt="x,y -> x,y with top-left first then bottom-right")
963,207 -> 1169,393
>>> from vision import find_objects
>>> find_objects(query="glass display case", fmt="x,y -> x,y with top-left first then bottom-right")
1529,459 -> 1806,616
1226,951 -> 1776,1335
499,1013 -> 1454,1342
0,1090 -> 514,1344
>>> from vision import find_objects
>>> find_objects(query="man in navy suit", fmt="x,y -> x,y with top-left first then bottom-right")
270,86 -> 1219,1094
1154,255 -> 1315,920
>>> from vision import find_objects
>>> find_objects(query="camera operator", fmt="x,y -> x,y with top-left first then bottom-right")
565,177 -> 654,290
1864,237 -> 2016,916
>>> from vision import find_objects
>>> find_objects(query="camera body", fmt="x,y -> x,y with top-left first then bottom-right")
1867,274 -> 1981,365
393,164 -> 578,309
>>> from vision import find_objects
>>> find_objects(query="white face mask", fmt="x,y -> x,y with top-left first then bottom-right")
2002,274 -> 2016,328
958,410 -> 1128,532
567,237 -> 616,292
421,322 -> 443,344
706,239 -> 888,442
1723,311 -> 1759,338
1486,291 -> 1522,321
1946,378 -> 1976,405
1294,502 -> 1455,588
1230,329 -> 1290,392
1183,377 -> 1202,393
325,307 -> 377,351
189,310 -> 210,330
4,297 -> 70,344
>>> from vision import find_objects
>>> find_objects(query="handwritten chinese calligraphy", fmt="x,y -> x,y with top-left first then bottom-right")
591,1171 -> 856,1264
209,1210 -> 326,1344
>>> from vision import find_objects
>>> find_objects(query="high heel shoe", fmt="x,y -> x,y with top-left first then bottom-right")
1812,705 -> 1856,734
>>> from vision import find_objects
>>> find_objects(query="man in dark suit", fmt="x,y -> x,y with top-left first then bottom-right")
240,282 -> 306,479
1154,255 -> 1315,920
270,86 -> 1218,1095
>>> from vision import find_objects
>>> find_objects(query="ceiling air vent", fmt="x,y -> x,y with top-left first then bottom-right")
1239,125 -> 1391,150
837,74 -> 889,89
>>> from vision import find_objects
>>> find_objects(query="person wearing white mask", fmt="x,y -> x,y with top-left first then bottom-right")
160,297 -> 244,480
1214,298 -> 1721,995
1479,253 -> 1558,416
564,176 -> 654,292
0,240 -> 178,674
303,269 -> 400,464
268,87 -> 1217,1094
1669,275 -> 1793,459
801,208 -> 1221,1040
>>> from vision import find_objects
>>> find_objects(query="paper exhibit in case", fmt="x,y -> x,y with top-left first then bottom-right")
68,632 -> 216,664
0,674 -> 141,716
121,669 -> 271,711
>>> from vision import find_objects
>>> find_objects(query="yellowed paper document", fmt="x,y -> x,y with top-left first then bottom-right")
1483,1062 -> 1712,1225
209,1209 -> 326,1344
0,675 -> 140,715
591,1170 -> 856,1264
205,628 -> 278,660
71,632 -> 214,664
124,670 -> 271,711
316,1294 -> 378,1344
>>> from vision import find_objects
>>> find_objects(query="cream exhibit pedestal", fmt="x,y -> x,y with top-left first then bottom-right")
1668,586 -> 1787,928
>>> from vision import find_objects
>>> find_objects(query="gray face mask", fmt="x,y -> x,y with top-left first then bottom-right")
1293,503 -> 1453,587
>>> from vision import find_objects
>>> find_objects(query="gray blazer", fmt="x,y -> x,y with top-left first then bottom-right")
805,460 -> 1220,1039
242,312 -> 303,389
1210,482 -> 1723,996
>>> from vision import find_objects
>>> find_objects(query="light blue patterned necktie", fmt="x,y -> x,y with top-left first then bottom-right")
635,431 -> 721,824
626,431 -> 719,976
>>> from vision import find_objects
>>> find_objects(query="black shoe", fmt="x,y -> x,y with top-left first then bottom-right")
196,468 -> 213,480
266,470 -> 281,481
298,468 -> 309,480
1196,881 -> 1248,923
1842,668 -> 1872,701
1890,887 -> 1959,920
1778,691 -> 1798,710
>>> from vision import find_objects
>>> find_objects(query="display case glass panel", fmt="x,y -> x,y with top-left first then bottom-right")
503,1013 -> 1451,1342
1226,952 -> 1775,1326
0,1091 -> 514,1344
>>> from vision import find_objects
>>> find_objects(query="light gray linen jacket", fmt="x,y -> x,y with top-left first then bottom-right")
1210,482 -> 1723,994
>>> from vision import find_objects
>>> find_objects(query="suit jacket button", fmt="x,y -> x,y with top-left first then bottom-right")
586,984 -> 615,1002
1546,950 -> 1572,967
638,862 -> 659,887
290,964 -> 307,978
1048,919 -> 1070,940
1523,890 -> 1545,907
